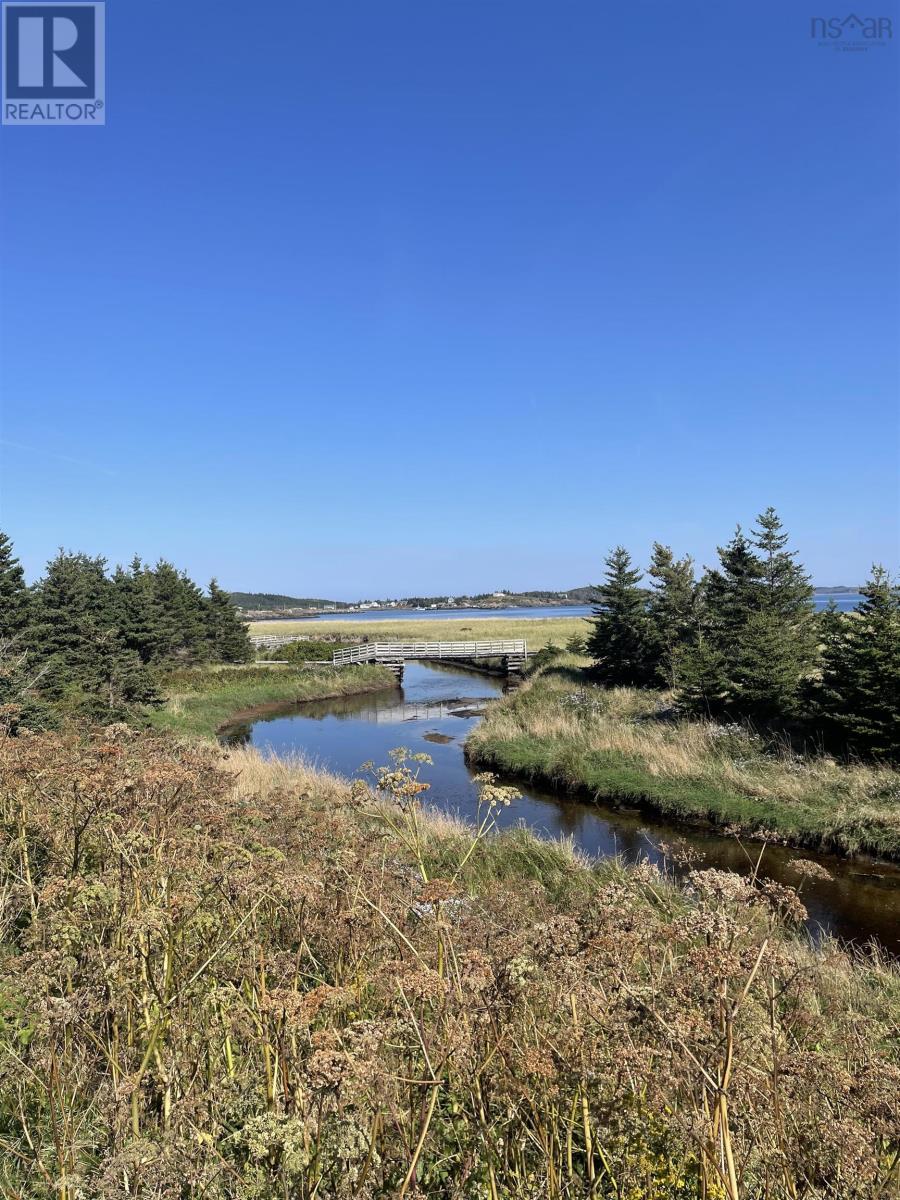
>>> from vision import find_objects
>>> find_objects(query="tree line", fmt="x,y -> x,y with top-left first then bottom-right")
0,532 -> 251,728
586,507 -> 899,759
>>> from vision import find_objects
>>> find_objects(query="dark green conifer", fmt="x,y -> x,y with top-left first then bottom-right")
587,547 -> 656,686
816,566 -> 900,758
0,531 -> 28,641
28,551 -> 115,697
206,579 -> 253,662
647,543 -> 700,688
735,508 -> 816,720
111,556 -> 164,664
29,550 -> 159,713
149,561 -> 210,664
680,511 -> 815,721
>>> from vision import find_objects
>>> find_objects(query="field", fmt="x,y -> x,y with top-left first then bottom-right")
248,614 -> 588,649
467,655 -> 900,860
149,662 -> 396,737
1,726 -> 897,1198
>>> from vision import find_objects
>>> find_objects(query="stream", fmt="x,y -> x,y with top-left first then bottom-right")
221,661 -> 900,954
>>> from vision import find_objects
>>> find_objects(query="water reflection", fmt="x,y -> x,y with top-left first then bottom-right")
221,662 -> 900,954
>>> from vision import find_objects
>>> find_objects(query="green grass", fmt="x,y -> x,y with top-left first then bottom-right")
149,662 -> 397,738
467,656 -> 900,859
248,614 -> 588,649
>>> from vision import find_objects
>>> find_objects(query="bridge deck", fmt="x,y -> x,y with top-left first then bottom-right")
249,633 -> 528,671
331,639 -> 526,665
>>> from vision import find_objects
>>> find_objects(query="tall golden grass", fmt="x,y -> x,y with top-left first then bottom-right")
247,614 -> 587,649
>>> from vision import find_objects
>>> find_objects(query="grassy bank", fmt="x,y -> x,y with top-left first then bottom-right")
1,727 -> 897,1198
467,656 -> 900,860
149,662 -> 396,738
248,613 -> 586,648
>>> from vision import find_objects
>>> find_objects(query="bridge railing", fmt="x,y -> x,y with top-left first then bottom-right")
332,640 -> 527,665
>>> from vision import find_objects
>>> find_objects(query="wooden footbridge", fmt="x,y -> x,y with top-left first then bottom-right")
250,634 -> 527,681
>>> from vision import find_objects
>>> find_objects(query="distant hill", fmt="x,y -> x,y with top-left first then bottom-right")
228,592 -> 348,611
401,587 -> 597,608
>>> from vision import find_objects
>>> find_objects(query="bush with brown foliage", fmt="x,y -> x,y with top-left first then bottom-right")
0,728 -> 897,1198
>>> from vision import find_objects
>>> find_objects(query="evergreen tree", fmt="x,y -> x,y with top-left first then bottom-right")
28,551 -> 116,697
0,531 -> 28,641
735,508 -> 816,720
0,636 -> 56,733
587,547 -> 657,686
206,579 -> 253,662
754,506 -> 815,620
84,627 -> 161,716
647,543 -> 700,688
29,550 -> 159,712
678,528 -> 762,716
816,567 -> 900,758
679,511 -> 816,722
148,561 -> 210,664
729,609 -> 811,722
676,636 -> 729,717
703,526 -> 764,646
111,556 -> 164,664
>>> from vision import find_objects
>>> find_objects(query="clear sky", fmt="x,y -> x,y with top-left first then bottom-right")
1,1 -> 898,597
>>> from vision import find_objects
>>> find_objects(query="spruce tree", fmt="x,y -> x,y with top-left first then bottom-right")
206,579 -> 253,662
647,543 -> 700,688
703,527 -> 764,645
28,551 -> 116,696
0,531 -> 28,641
85,628 -> 161,716
112,556 -> 164,664
0,636 -> 56,734
679,528 -> 762,716
587,547 -> 656,686
29,550 -> 158,712
148,561 -> 210,664
735,508 -> 816,720
679,511 -> 816,722
816,566 -> 900,758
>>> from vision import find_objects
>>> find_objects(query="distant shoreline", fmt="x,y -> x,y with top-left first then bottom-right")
247,591 -> 862,623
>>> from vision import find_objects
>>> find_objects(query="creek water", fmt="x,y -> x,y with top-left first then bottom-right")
221,661 -> 899,954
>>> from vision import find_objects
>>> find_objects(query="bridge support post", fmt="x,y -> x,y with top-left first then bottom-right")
384,660 -> 404,685
503,654 -> 525,680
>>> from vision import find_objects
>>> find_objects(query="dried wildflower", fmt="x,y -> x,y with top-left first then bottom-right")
758,879 -> 808,923
688,868 -> 755,906
789,857 -> 834,882
416,878 -> 458,904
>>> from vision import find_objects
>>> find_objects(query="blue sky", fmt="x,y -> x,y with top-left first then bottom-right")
1,1 -> 898,597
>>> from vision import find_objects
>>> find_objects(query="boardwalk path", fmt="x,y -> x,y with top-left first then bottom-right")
250,636 -> 528,679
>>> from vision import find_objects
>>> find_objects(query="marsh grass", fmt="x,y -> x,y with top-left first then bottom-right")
149,663 -> 397,737
247,615 -> 588,649
468,656 -> 900,859
0,727 -> 897,1198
